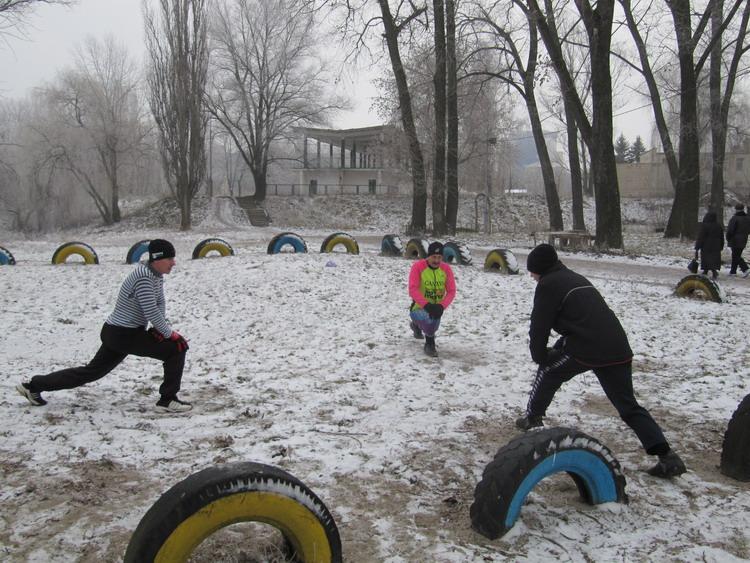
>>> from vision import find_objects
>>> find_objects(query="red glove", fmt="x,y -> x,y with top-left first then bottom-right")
148,327 -> 165,342
170,331 -> 189,352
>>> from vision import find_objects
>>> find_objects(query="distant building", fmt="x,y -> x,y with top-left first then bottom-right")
507,130 -> 571,197
288,125 -> 410,197
616,140 -> 750,199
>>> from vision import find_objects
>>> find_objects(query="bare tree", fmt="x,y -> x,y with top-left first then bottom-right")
206,0 -> 344,202
144,0 -> 209,231
0,0 -> 72,36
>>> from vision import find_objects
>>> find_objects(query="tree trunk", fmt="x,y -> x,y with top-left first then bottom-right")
432,0 -> 447,234
377,0 -> 427,233
253,168 -> 267,201
445,0 -> 459,235
664,1 -> 701,240
564,95 -> 586,231
710,1 -> 726,224
527,90 -> 562,230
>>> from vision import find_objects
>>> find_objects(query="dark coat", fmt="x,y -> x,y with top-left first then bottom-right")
726,210 -> 750,249
695,212 -> 724,271
529,262 -> 633,366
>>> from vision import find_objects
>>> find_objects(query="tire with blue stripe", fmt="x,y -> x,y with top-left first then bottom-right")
404,238 -> 428,259
51,241 -> 99,265
470,427 -> 628,539
674,274 -> 723,303
442,241 -> 472,266
124,461 -> 342,563
0,246 -> 16,265
320,232 -> 359,255
380,234 -> 403,257
192,237 -> 235,259
267,232 -> 308,254
721,393 -> 750,481
484,248 -> 519,274
126,240 -> 151,264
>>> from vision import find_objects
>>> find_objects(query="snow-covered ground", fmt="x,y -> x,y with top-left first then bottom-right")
1,200 -> 749,562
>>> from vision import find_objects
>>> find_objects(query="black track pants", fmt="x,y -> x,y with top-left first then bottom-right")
729,247 -> 748,274
31,323 -> 186,401
525,351 -> 668,453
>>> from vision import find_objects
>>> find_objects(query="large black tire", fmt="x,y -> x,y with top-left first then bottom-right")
483,248 -> 519,274
124,461 -> 342,563
0,245 -> 16,265
320,232 -> 359,254
404,238 -> 428,259
51,241 -> 99,265
192,237 -> 235,259
721,394 -> 750,481
470,427 -> 628,540
442,241 -> 472,266
125,239 -> 151,264
267,232 -> 308,254
674,274 -> 724,303
380,234 -> 403,257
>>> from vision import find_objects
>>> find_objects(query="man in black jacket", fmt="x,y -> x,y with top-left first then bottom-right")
516,244 -> 686,478
726,203 -> 750,276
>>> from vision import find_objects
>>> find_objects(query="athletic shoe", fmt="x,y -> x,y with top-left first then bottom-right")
515,415 -> 544,431
155,397 -> 193,413
647,451 -> 686,478
16,382 -> 47,406
743,270 -> 750,278
410,321 -> 424,339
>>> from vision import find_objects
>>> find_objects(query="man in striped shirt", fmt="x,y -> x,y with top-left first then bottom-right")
17,239 -> 192,413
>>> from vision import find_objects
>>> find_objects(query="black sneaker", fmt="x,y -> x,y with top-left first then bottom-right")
155,397 -> 193,413
515,415 -> 544,431
647,451 -> 686,478
16,382 -> 47,406
424,339 -> 438,357
410,321 -> 424,339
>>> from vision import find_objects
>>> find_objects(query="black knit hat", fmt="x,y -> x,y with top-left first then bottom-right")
148,239 -> 176,262
735,203 -> 745,211
526,243 -> 559,275
427,241 -> 444,257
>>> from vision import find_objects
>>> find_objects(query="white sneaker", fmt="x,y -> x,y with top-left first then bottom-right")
743,270 -> 750,278
155,398 -> 193,413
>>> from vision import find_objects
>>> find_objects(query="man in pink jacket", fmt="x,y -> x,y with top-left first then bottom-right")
408,242 -> 457,357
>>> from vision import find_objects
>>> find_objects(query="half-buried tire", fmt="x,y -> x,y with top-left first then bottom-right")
674,274 -> 724,303
484,248 -> 519,274
721,393 -> 750,481
0,246 -> 16,265
380,234 -> 403,257
442,241 -> 472,266
192,237 -> 235,259
404,237 -> 428,259
124,461 -> 342,563
51,241 -> 99,265
267,232 -> 308,254
320,232 -> 359,255
126,239 -> 151,264
470,427 -> 628,540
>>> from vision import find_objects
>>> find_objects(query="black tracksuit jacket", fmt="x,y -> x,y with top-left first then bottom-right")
529,262 -> 632,366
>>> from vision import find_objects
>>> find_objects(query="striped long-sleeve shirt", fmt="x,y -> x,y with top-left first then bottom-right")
106,263 -> 173,337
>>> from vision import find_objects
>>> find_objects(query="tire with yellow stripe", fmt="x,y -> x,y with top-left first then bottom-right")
51,241 -> 99,265
674,274 -> 723,303
124,461 -> 342,563
320,232 -> 359,255
0,246 -> 16,265
404,238 -> 428,259
483,248 -> 519,274
192,238 -> 235,259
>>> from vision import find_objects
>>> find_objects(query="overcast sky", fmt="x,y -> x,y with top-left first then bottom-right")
0,0 -> 651,140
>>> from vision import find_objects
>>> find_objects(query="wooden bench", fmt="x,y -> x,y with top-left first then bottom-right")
544,231 -> 596,250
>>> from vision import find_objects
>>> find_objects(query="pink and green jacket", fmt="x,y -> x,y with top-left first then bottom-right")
408,260 -> 457,311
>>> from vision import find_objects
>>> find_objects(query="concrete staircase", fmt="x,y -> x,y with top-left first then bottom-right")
235,196 -> 272,227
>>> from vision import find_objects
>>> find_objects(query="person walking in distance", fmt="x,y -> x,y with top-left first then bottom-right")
516,243 -> 686,478
695,210 -> 724,279
726,203 -> 750,277
16,239 -> 192,413
408,242 -> 456,357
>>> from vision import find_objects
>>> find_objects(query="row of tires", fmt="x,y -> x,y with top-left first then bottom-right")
124,393 -> 750,560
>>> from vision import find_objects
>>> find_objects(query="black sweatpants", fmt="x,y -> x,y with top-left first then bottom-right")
729,247 -> 748,274
30,323 -> 186,401
525,351 -> 668,454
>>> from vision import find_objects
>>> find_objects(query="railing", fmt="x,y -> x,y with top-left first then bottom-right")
265,184 -> 400,197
